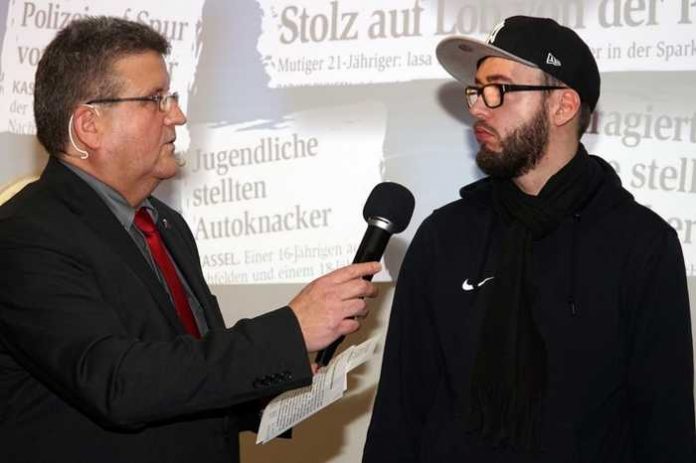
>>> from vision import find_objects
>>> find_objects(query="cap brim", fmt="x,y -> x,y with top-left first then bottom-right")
436,36 -> 538,84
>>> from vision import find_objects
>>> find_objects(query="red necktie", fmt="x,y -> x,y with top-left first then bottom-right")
134,208 -> 201,338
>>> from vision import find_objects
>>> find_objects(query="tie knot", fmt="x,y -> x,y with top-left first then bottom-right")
134,207 -> 157,235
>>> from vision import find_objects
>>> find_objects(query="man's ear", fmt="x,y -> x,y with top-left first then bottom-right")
550,88 -> 581,129
71,104 -> 102,152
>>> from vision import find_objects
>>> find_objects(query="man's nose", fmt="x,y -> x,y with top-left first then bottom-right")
468,94 -> 490,120
165,103 -> 187,126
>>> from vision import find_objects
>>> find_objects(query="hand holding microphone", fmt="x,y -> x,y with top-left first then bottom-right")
289,261 -> 382,353
289,182 -> 414,364
307,182 -> 415,366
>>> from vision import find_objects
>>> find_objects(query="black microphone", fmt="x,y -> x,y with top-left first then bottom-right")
315,182 -> 415,366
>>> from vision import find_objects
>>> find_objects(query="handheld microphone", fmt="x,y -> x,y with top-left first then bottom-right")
315,182 -> 415,366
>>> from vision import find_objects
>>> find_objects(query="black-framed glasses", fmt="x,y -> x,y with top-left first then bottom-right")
86,91 -> 179,113
465,84 -> 567,109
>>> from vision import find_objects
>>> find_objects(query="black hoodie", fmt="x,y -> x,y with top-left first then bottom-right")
364,153 -> 695,462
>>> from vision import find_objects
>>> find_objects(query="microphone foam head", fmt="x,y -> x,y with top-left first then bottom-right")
363,182 -> 415,234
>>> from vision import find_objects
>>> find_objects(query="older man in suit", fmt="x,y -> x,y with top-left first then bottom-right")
0,17 -> 378,463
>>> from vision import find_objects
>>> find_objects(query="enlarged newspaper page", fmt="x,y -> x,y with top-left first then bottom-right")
256,336 -> 379,444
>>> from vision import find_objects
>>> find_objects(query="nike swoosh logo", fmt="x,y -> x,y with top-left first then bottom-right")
462,277 -> 495,291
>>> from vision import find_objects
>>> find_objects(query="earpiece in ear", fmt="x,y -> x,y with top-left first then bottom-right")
83,103 -> 100,116
68,114 -> 89,160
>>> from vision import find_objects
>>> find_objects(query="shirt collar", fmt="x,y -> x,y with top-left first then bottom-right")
60,161 -> 158,229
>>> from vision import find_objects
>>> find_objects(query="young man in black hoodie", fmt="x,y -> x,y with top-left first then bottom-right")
364,16 -> 695,462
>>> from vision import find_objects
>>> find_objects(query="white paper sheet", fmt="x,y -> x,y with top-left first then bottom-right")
256,336 -> 379,444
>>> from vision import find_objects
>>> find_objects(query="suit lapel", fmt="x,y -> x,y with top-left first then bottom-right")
43,159 -> 185,335
156,207 -> 224,330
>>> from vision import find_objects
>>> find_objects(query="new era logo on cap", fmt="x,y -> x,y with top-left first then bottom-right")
487,20 -> 506,44
546,53 -> 562,67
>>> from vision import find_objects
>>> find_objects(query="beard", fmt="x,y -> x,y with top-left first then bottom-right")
475,104 -> 549,179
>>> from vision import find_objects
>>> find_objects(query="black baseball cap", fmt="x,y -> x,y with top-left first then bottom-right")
436,16 -> 600,111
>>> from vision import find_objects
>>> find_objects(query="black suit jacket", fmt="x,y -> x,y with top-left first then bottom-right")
0,158 -> 312,463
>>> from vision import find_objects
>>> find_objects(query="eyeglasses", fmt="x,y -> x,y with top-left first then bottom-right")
464,84 -> 567,109
85,91 -> 179,113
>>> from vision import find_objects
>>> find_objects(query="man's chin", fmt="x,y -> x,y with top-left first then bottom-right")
476,149 -> 517,179
155,155 -> 181,179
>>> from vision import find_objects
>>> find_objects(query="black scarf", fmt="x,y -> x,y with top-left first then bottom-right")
468,145 -> 601,450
